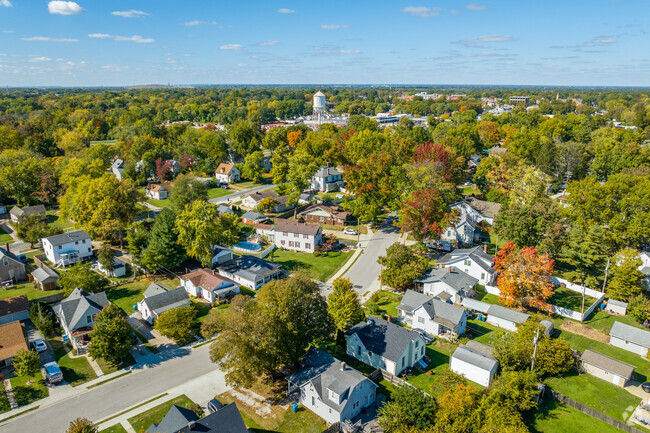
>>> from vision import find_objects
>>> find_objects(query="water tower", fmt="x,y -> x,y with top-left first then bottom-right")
313,90 -> 326,124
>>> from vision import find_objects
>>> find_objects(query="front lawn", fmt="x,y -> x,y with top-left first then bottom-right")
548,286 -> 597,311
146,198 -> 171,208
127,394 -> 196,433
0,227 -> 12,243
99,424 -> 128,433
9,375 -> 49,407
527,399 -> 625,433
544,373 -> 640,422
191,300 -> 212,324
207,187 -> 231,199
0,283 -> 64,301
365,290 -> 403,318
270,249 -> 352,282
51,339 -> 98,386
95,354 -> 136,375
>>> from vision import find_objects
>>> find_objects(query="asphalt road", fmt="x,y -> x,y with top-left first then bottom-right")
343,216 -> 401,294
0,345 -> 220,433
208,183 -> 276,205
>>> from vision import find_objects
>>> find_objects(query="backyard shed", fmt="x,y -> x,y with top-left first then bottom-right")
580,349 -> 636,387
450,340 -> 499,387
486,304 -> 530,331
605,299 -> 628,316
540,320 -> 554,337
609,321 -> 650,357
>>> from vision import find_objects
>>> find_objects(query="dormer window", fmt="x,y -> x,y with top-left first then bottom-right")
329,390 -> 339,403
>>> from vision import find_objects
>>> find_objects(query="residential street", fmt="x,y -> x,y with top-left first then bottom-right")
208,183 -> 276,204
0,344 -> 224,433
342,215 -> 401,300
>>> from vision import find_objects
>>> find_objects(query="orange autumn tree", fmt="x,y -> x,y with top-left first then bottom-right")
494,241 -> 555,311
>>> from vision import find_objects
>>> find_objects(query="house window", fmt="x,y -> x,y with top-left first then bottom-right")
418,316 -> 425,324
303,234 -> 308,239
312,396 -> 315,406
88,248 -> 91,252
82,239 -> 86,243
357,346 -> 361,356
58,245 -> 61,250
86,315 -> 92,324
281,240 -> 285,245
289,241 -> 294,247
283,231 -> 288,236
415,340 -> 419,347
306,243 -> 311,249
464,259 -> 471,266
296,242 -> 300,248
294,233 -> 299,238
1,257 -> 7,266
319,216 -> 324,222
401,358 -> 405,368
75,241 -> 78,245
481,273 -> 485,280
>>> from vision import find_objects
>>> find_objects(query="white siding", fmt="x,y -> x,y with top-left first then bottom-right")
43,237 -> 93,267
582,363 -> 627,387
450,356 -> 496,387
440,258 -> 494,285
421,281 -> 461,304
486,315 -> 518,332
610,336 -> 649,357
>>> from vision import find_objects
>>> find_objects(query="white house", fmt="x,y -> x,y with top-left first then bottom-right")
345,317 -> 426,376
486,304 -> 530,331
415,266 -> 479,304
180,268 -> 239,303
9,204 -> 46,223
52,289 -> 109,351
112,158 -> 124,181
241,190 -> 292,213
97,257 -> 127,278
145,184 -> 170,200
609,321 -> 650,357
440,214 -> 480,245
580,349 -> 636,388
286,348 -> 377,425
437,247 -> 496,286
214,163 -> 240,184
137,283 -> 191,324
639,251 -> 650,288
311,166 -> 344,192
451,198 -> 502,226
211,246 -> 234,266
217,255 -> 283,290
255,219 -> 322,253
42,230 -> 93,268
450,341 -> 499,387
397,290 -> 469,339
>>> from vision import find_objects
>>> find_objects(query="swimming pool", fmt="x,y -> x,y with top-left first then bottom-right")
234,241 -> 262,252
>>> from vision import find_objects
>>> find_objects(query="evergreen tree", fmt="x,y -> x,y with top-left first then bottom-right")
142,208 -> 186,270
607,248 -> 646,302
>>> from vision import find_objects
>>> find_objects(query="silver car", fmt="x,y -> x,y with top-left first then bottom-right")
32,339 -> 47,353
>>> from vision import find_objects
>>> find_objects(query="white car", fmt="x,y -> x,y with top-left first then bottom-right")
343,228 -> 358,236
32,339 -> 47,352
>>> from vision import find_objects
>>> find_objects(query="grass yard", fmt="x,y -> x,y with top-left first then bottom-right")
406,339 -> 460,396
207,187 -> 232,199
0,283 -> 64,301
146,198 -> 171,208
216,391 -> 327,433
544,373 -> 640,422
191,299 -> 212,324
527,399 -> 625,433
548,286 -> 597,311
0,226 -> 12,243
99,424 -> 128,433
107,278 -> 177,315
127,394 -> 196,433
557,329 -> 650,380
583,309 -> 645,333
9,375 -> 49,407
474,292 -> 501,305
466,318 -> 502,346
51,339 -> 98,386
270,249 -> 352,282
365,290 -> 403,318
46,211 -> 74,231
95,354 -> 136,375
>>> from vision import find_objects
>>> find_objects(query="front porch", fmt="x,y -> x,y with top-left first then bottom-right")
68,328 -> 93,354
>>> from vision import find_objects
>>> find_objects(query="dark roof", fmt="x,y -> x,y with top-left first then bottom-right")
142,287 -> 191,317
581,349 -> 636,378
219,255 -> 281,281
53,289 -> 109,331
241,211 -> 268,222
0,295 -> 30,316
610,322 -> 650,348
0,247 -> 24,268
416,266 -> 479,292
487,304 -> 530,324
42,230 -> 91,247
146,405 -> 199,433
345,317 -> 423,363
418,298 -> 467,328
176,403 -> 248,433
268,219 -> 321,236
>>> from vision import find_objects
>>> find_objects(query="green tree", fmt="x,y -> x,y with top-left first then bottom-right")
15,214 -> 60,248
0,149 -> 46,205
126,222 -> 149,272
494,199 -> 565,252
142,208 -> 186,271
29,301 -> 53,337
175,201 -> 241,265
559,225 -> 613,289
270,146 -> 291,184
242,150 -> 265,182
169,174 -> 208,213
257,197 -> 279,213
97,244 -> 114,273
378,385 -> 437,432
378,243 -> 429,290
327,278 -> 365,340
606,248 -> 646,302
13,349 -> 41,383
154,305 -> 197,345
58,262 -> 109,296
65,418 -> 98,433
89,304 -> 133,364
210,274 -> 333,387
628,294 -> 650,324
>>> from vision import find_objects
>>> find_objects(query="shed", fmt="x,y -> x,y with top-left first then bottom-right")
580,349 -> 636,387
609,321 -> 650,357
486,304 -> 530,331
31,265 -> 59,291
460,298 -> 491,314
450,340 -> 499,387
605,299 -> 628,316
540,320 -> 554,337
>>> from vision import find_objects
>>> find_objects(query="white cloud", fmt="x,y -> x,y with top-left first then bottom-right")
258,40 -> 279,46
48,1 -> 83,15
454,34 -> 513,46
21,36 -> 79,42
183,20 -> 218,26
111,9 -> 149,18
277,8 -> 295,13
313,46 -> 361,56
466,4 -> 487,11
220,44 -> 243,51
401,6 -> 441,18
0,0 -> 12,8
29,56 -> 52,62
580,36 -> 615,47
88,33 -> 154,43
321,24 -> 349,30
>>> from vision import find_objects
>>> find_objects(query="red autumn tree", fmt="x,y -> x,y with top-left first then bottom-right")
494,241 -> 555,311
155,157 -> 172,181
287,130 -> 303,148
398,188 -> 456,242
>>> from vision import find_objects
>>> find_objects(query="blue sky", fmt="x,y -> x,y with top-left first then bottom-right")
0,0 -> 649,86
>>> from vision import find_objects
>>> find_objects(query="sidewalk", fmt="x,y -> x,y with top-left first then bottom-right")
325,226 -> 373,286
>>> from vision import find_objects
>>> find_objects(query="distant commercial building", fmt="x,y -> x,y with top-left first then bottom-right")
509,96 -> 530,106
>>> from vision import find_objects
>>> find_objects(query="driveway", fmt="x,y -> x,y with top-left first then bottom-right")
127,313 -> 177,351
23,320 -> 55,364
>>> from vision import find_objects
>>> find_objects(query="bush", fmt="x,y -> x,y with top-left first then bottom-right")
628,294 -> 650,323
30,302 -> 53,337
366,302 -> 380,315
312,251 -> 321,257
186,402 -> 203,418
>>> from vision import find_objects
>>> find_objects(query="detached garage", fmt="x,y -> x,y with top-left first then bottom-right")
580,349 -> 636,388
609,321 -> 650,357
450,340 -> 499,387
486,304 -> 530,332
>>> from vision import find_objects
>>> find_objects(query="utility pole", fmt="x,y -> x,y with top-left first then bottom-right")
379,262 -> 383,291
495,233 -> 499,256
581,281 -> 586,323
530,326 -> 540,373
601,258 -> 610,293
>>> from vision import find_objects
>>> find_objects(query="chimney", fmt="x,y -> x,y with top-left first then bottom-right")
188,421 -> 196,430
340,362 -> 346,371
387,315 -> 391,322
4,243 -> 8,253
483,245 -> 487,253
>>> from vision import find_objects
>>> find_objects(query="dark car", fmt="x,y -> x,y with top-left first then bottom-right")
642,382 -> 650,393
16,254 -> 29,264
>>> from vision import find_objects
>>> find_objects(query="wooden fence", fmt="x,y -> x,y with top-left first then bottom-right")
544,386 -> 645,433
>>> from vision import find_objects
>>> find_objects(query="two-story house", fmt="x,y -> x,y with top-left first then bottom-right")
345,317 -> 426,376
311,166 -> 344,192
217,255 -> 283,290
0,247 -> 26,285
145,183 -> 170,200
214,163 -> 241,184
287,348 -> 377,425
437,246 -> 496,286
41,230 -> 93,268
52,288 -> 109,351
415,266 -> 479,304
451,197 -> 502,225
397,290 -> 469,339
440,213 -> 481,245
255,219 -> 322,253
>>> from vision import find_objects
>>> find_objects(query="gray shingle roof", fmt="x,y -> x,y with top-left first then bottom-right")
581,349 -> 636,378
42,230 -> 91,247
9,204 -> 46,218
241,211 -> 268,222
31,266 -> 59,284
460,298 -> 491,314
314,166 -> 342,178
142,287 -> 191,318
416,266 -> 479,293
219,255 -> 282,282
345,317 -> 423,363
487,304 -> 530,324
143,282 -> 168,298
437,247 -> 496,275
419,298 -> 467,328
607,299 -> 628,308
53,288 -> 109,332
452,344 -> 498,372
397,290 -> 433,314
610,321 -> 650,348
0,247 -> 23,268
146,405 -> 199,433
464,197 -> 502,219
176,403 -> 248,433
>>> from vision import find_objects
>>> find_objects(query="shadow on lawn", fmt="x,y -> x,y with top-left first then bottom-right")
106,286 -> 141,302
525,399 -> 560,433
12,380 -> 48,406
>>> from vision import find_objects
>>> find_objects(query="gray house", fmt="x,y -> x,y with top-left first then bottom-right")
9,204 -> 46,223
287,348 -> 377,424
0,247 -> 27,285
53,288 -> 109,351
345,317 -> 426,376
415,266 -> 479,304
147,402 -> 247,433
137,283 -> 191,324
609,321 -> 650,357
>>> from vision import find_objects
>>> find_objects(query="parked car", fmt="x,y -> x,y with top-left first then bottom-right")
31,339 -> 47,352
208,398 -> 224,414
343,228 -> 358,236
412,328 -> 434,344
642,382 -> 650,393
42,361 -> 64,385
16,254 -> 29,264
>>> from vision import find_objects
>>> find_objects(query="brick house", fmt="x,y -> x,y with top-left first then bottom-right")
298,201 -> 352,227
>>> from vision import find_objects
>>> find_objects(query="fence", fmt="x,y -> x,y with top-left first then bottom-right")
484,285 -> 500,296
551,276 -> 604,299
544,386 -> 645,433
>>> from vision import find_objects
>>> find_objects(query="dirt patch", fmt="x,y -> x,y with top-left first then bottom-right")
560,320 -> 610,343
228,388 -> 273,417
